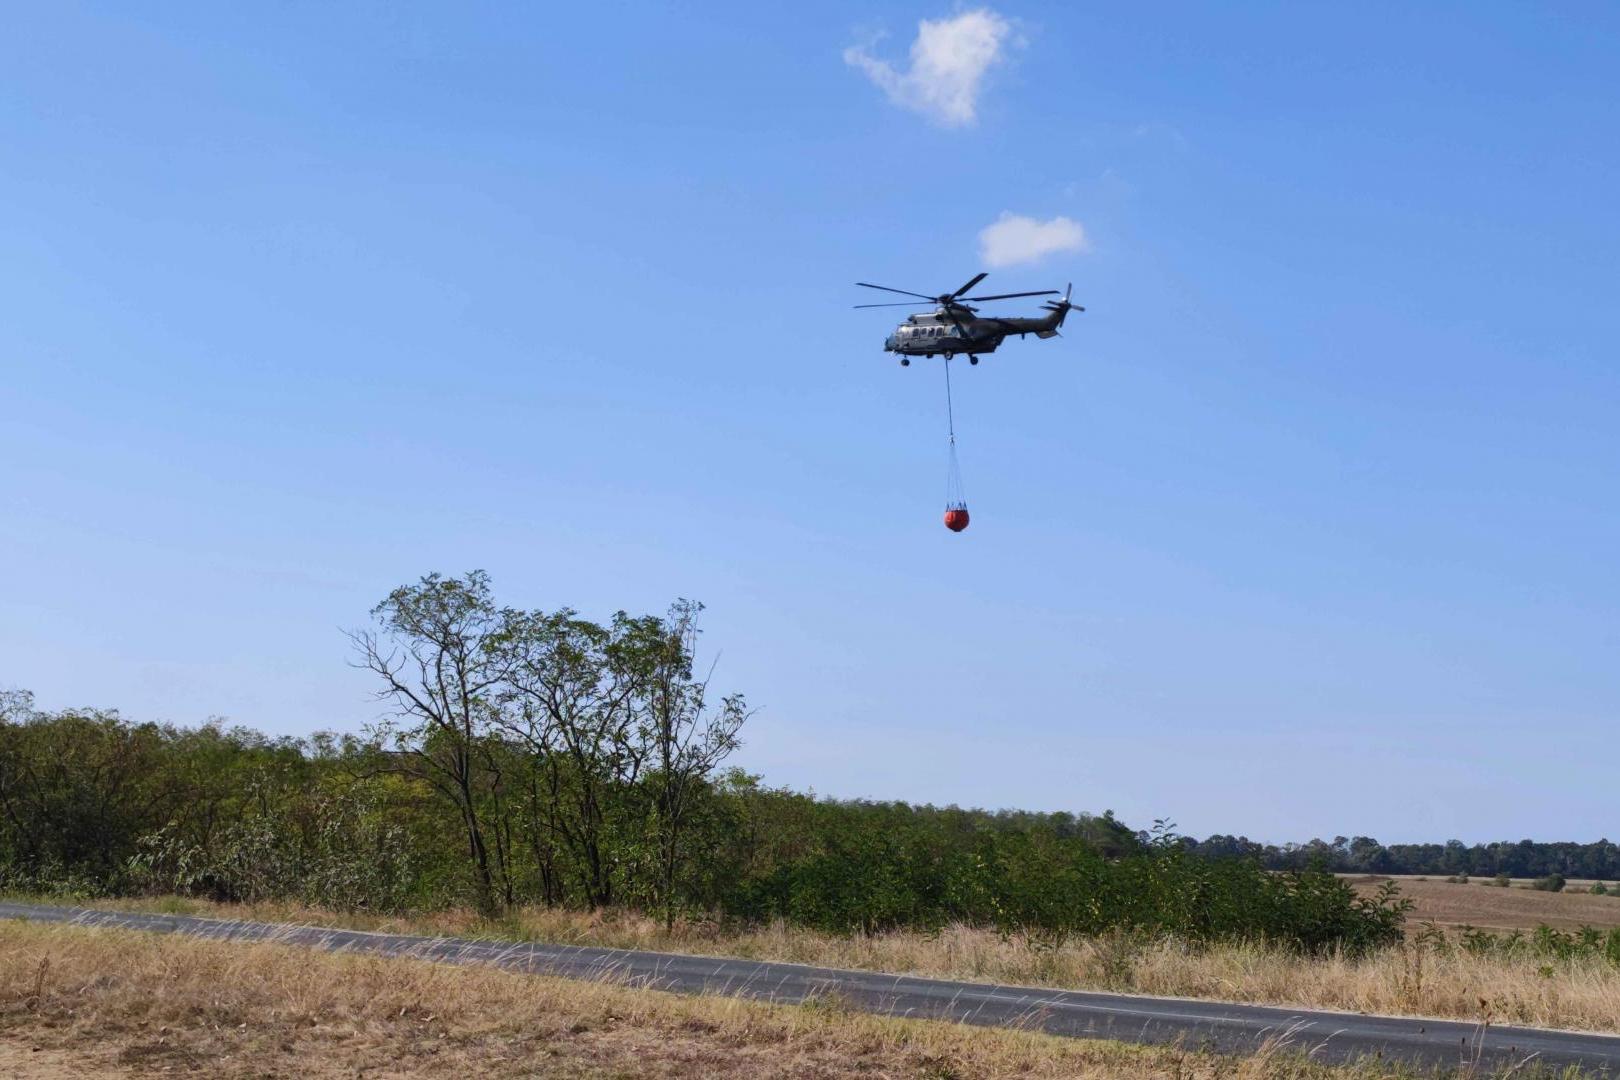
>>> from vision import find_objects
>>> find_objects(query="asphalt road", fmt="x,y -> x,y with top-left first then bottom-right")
4,900 -> 1617,1073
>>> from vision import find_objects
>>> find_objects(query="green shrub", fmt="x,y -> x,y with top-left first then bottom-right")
1493,872 -> 1512,887
1,690 -> 1411,955
0,864 -> 108,902
1457,923 -> 1620,968
126,780 -> 418,913
1591,882 -> 1608,895
734,823 -> 1409,954
1532,873 -> 1567,892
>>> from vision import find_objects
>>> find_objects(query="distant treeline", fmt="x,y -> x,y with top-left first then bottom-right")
0,571 -> 1408,955
1185,835 -> 1620,880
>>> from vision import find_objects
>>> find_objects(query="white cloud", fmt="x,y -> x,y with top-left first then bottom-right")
844,9 -> 1013,128
977,213 -> 1089,268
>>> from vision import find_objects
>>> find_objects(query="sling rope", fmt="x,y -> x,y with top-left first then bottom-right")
943,356 -> 967,508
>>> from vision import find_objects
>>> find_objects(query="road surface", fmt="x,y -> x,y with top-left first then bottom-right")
3,901 -> 1616,1073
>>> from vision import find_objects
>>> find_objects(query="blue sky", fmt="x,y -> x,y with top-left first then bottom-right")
5,3 -> 1618,842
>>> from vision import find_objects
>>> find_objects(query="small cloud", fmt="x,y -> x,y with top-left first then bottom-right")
844,9 -> 1014,128
978,213 -> 1089,268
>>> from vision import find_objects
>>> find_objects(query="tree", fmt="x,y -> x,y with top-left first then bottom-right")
1347,836 -> 1388,874
350,571 -> 509,913
638,600 -> 750,927
495,606 -> 645,907
0,688 -> 35,724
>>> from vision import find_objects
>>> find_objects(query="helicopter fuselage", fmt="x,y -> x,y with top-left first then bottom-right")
883,308 -> 1062,358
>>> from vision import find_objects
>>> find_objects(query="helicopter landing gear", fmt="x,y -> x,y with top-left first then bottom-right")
968,354 -> 979,365
900,357 -> 910,366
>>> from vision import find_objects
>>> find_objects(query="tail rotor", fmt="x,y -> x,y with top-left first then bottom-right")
1040,283 -> 1084,328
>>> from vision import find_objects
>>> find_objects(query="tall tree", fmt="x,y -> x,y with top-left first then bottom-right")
494,608 -> 625,906
639,600 -> 749,927
351,571 -> 508,913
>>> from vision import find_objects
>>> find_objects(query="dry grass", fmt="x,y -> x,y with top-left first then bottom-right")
46,895 -> 1620,1037
0,920 -> 1445,1079
1348,877 -> 1620,933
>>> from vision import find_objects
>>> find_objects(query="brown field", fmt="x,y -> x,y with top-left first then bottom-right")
28,895 -> 1620,1036
1348,876 -> 1620,932
0,920 -> 1448,1080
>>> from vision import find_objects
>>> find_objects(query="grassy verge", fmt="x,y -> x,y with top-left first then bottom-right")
0,919 -> 1499,1080
12,895 -> 1620,1036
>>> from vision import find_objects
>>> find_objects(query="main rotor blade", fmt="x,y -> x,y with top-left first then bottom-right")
855,282 -> 937,301
950,272 -> 988,298
958,290 -> 1060,302
853,301 -> 934,308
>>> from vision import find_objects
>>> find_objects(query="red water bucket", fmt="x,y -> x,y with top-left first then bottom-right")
943,505 -> 970,532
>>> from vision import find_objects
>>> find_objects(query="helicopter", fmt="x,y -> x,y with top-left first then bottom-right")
854,272 -> 1084,366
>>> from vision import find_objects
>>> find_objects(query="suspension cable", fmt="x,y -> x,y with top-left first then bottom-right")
943,355 -> 966,508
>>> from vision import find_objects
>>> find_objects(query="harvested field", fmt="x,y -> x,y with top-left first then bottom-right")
0,920 -> 1442,1080
0,1040 -> 90,1079
1348,877 -> 1620,932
